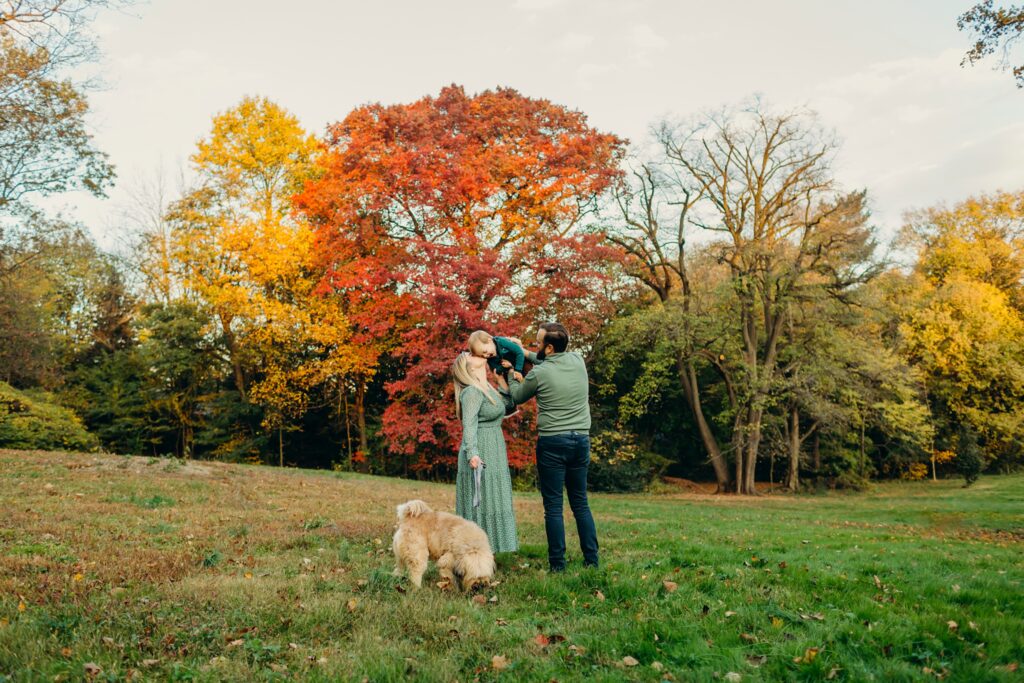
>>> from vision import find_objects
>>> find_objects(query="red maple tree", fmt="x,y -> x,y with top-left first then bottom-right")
297,85 -> 626,474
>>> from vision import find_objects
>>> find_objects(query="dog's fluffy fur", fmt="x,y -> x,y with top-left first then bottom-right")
392,500 -> 495,590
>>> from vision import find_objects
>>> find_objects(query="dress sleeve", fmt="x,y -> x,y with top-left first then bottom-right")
459,387 -> 483,462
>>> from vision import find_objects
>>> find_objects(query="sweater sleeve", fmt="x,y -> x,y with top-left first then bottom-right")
507,367 -> 540,405
459,387 -> 483,461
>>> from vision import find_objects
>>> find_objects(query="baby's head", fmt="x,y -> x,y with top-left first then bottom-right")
467,330 -> 497,358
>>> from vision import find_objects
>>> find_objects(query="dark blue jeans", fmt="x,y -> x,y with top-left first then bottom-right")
536,431 -> 599,571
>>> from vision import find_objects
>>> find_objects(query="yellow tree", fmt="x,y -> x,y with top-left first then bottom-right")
167,96 -> 353,464
898,190 -> 1024,469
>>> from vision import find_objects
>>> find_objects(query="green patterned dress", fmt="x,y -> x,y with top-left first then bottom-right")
455,385 -> 519,553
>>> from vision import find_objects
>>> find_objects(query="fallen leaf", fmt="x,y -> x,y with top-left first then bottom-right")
947,620 -> 958,632
778,561 -> 787,570
244,572 -> 253,580
997,662 -> 1018,672
652,661 -> 664,671
595,590 -> 606,601
356,579 -> 368,587
568,644 -> 586,657
72,573 -> 84,583
725,672 -> 742,682
740,632 -> 757,643
395,584 -> 407,594
800,612 -> 825,621
533,634 -> 550,647
491,655 -> 509,671
793,647 -> 819,664
622,656 -> 639,667
17,601 -> 26,613
495,618 -> 510,626
436,579 -> 452,590
227,639 -> 244,648
346,598 -> 358,612
724,610 -> 737,618
745,655 -> 767,667
770,617 -> 783,628
83,663 -> 102,677
663,580 -> 678,593
826,667 -> 841,679
101,637 -> 116,647
472,594 -> 487,606
141,659 -> 159,667
968,621 -> 979,630
488,595 -> 498,603
873,575 -> 883,589
60,647 -> 72,657
951,584 -> 960,593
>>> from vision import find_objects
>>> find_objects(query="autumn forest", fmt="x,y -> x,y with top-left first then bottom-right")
3,2 -> 1024,495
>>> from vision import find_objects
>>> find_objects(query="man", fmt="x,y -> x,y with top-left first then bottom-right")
505,322 -> 598,572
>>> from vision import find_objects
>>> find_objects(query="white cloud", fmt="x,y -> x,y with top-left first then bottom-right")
555,32 -> 595,54
576,62 -> 621,91
512,0 -> 568,10
625,23 -> 669,67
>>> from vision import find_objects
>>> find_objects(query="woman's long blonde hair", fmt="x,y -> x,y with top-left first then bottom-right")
452,351 -> 496,419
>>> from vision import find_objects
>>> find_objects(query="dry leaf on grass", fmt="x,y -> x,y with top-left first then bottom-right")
491,654 -> 509,671
947,620 -> 958,631
740,632 -> 757,643
725,672 -> 742,682
595,590 -> 606,601
793,647 -> 819,664
622,656 -> 639,666
663,580 -> 678,593
83,663 -> 102,677
346,598 -> 358,612
746,655 -> 767,667
472,594 -> 487,606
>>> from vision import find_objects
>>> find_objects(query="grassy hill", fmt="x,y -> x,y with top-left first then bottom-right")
1,450 -> 1022,682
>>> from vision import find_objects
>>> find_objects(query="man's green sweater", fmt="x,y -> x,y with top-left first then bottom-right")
505,351 -> 591,436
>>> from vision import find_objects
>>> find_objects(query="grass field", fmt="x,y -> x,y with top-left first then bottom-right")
1,449 -> 1022,682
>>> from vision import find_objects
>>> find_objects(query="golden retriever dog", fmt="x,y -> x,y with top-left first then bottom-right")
392,499 -> 495,590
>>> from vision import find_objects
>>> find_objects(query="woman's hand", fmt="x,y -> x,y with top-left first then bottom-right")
469,455 -> 482,469
495,372 -> 509,389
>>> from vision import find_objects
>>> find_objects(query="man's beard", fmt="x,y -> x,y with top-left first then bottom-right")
536,347 -> 547,361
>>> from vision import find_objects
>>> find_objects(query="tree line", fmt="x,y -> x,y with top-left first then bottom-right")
1,1 -> 1021,491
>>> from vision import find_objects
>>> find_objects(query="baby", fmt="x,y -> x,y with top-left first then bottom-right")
467,330 -> 525,378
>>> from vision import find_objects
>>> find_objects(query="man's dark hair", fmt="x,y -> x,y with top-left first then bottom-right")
540,322 -> 569,353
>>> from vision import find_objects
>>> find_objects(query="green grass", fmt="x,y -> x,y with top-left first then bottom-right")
0,450 -> 1021,682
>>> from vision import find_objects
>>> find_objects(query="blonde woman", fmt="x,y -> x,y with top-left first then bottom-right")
452,351 -> 518,553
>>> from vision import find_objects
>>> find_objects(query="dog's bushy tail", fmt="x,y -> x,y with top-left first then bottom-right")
396,499 -> 432,520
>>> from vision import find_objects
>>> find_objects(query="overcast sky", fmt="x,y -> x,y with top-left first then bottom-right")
59,0 -> 1024,248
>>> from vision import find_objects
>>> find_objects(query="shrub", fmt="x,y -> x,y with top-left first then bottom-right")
588,428 -> 670,493
956,427 -> 983,487
0,382 -> 99,452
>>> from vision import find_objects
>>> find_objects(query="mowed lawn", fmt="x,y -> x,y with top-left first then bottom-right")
1,450 -> 1022,682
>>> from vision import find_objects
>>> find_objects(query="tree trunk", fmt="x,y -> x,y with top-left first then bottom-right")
787,403 -> 800,492
355,378 -> 369,473
677,355 -> 730,491
278,426 -> 284,468
743,410 -> 761,494
342,383 -> 353,470
812,430 -> 821,479
220,317 -> 247,401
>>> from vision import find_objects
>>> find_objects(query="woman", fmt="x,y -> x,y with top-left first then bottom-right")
452,351 -> 518,553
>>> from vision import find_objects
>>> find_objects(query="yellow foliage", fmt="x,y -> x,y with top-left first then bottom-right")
901,462 -> 929,481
